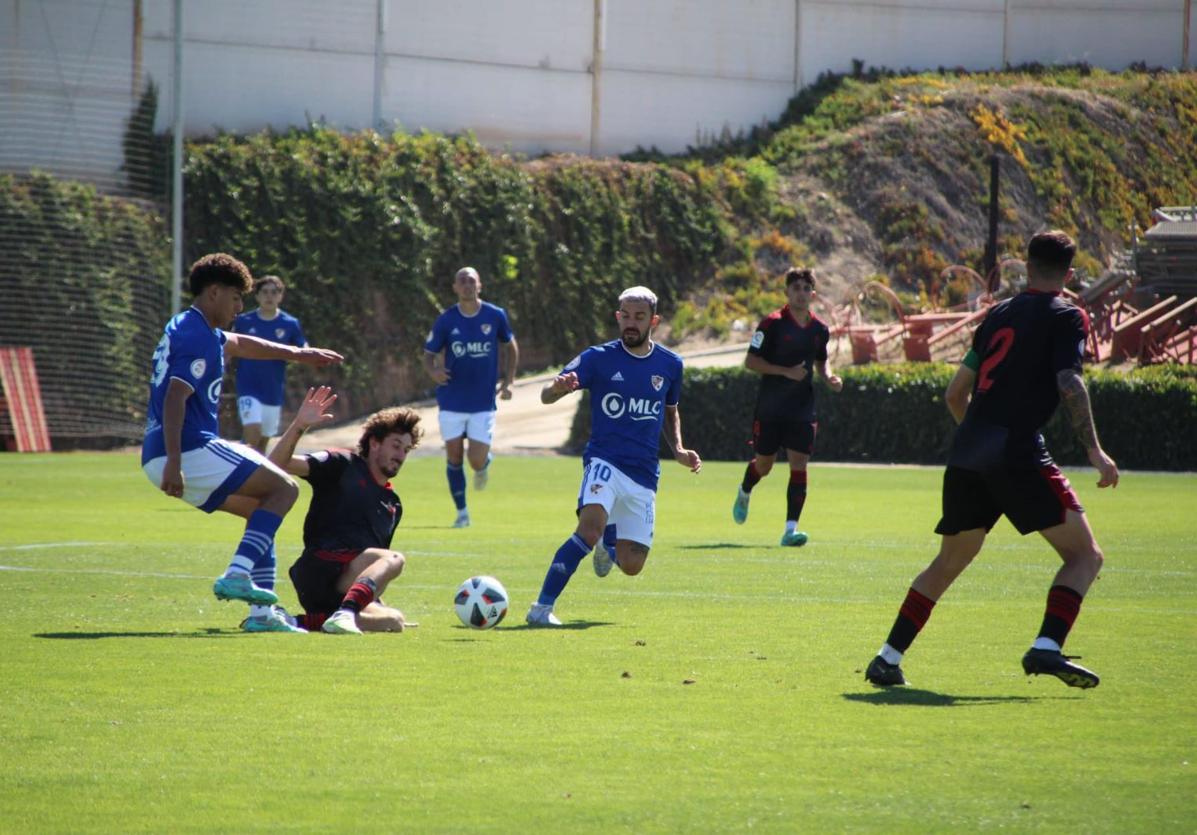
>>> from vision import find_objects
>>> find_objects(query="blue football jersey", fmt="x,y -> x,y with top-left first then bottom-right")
233,309 -> 306,405
424,302 -> 514,412
142,308 -> 228,463
565,340 -> 684,491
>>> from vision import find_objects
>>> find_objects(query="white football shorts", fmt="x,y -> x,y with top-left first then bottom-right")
143,438 -> 271,513
438,409 -> 496,445
238,396 -> 282,437
576,457 -> 655,548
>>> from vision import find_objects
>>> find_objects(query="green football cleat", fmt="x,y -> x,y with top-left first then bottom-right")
732,490 -> 750,524
213,573 -> 278,605
780,530 -> 809,547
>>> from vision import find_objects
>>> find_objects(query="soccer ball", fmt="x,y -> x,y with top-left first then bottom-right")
454,575 -> 509,629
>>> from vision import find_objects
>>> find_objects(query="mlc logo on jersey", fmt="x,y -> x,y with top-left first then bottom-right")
601,392 -> 661,422
451,341 -> 492,359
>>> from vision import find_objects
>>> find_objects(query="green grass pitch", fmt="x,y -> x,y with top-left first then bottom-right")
1,453 -> 1194,832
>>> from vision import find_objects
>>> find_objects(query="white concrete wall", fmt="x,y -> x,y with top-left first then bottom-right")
0,0 -> 140,189
2,0 -> 1191,184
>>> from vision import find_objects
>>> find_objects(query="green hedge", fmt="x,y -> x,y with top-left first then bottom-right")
183,127 -> 730,415
0,172 -> 169,444
567,362 -> 1197,471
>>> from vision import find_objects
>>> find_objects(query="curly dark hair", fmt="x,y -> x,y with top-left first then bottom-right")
357,407 -> 423,457
189,253 -> 254,297
785,267 -> 815,288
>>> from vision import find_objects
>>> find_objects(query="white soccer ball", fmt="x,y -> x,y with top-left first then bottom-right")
454,575 -> 509,630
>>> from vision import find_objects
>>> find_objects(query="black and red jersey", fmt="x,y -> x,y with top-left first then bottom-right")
300,450 -> 402,552
949,290 -> 1088,470
747,305 -> 830,422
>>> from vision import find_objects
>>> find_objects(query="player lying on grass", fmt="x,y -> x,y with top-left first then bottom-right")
864,230 -> 1119,689
141,253 -> 343,633
268,386 -> 421,634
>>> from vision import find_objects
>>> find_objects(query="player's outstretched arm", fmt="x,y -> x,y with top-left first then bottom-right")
1056,368 -> 1119,488
269,386 -> 338,476
541,372 -> 579,404
225,332 -> 343,366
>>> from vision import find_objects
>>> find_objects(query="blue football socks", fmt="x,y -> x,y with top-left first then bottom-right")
447,462 -> 467,510
537,534 -> 590,605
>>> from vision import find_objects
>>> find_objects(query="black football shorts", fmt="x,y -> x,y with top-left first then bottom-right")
935,464 -> 1084,536
752,418 -> 816,457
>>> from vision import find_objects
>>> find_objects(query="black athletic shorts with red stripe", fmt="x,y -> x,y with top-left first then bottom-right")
288,548 -> 360,616
753,418 -> 817,457
935,464 -> 1084,536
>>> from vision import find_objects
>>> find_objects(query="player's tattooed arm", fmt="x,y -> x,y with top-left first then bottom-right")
1057,368 -> 1119,488
1056,369 -> 1099,450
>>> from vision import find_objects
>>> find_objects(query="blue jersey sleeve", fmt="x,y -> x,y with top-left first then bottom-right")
168,326 -> 223,391
562,347 -> 595,390
497,308 -> 514,343
666,357 -> 683,407
424,313 -> 448,354
291,316 -> 307,347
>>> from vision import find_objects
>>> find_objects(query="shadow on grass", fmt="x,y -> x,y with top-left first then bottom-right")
677,543 -> 756,550
842,687 -> 1045,707
500,620 -> 615,632
36,628 -> 232,640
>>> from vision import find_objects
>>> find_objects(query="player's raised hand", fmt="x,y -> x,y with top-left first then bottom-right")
676,447 -> 702,474
1088,447 -> 1119,488
298,347 -> 344,366
295,386 -> 338,430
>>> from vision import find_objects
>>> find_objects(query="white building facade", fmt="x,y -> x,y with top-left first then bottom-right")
1,0 -> 1192,187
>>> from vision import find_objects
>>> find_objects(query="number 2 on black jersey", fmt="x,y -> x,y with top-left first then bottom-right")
976,327 -> 1014,393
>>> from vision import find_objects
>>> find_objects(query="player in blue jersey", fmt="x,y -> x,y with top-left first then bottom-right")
863,231 -> 1119,689
141,253 -> 343,633
422,266 -> 519,528
732,267 -> 843,546
526,286 -> 702,626
233,274 -> 307,453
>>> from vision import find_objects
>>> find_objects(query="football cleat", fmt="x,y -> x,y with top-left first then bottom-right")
525,603 -> 562,627
780,530 -> 809,547
732,490 -> 750,524
213,573 -> 278,605
241,608 -> 307,634
593,542 -> 616,578
865,655 -> 907,687
321,609 -> 363,635
1021,649 -> 1100,689
452,509 -> 471,528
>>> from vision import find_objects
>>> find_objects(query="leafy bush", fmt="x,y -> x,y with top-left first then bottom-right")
0,172 -> 170,444
567,362 -> 1197,470
183,127 -> 730,413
